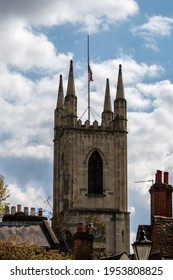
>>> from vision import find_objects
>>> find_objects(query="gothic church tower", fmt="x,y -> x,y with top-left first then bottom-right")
53,60 -> 130,257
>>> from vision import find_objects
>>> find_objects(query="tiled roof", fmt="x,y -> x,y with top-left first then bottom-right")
0,215 -> 59,249
153,216 -> 173,259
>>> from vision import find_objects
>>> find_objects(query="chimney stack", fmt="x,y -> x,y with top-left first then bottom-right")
149,170 -> 173,224
73,223 -> 93,260
164,171 -> 169,184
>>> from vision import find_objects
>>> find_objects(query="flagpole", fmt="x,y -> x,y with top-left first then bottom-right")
87,35 -> 90,122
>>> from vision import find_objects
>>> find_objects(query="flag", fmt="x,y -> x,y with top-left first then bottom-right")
88,64 -> 93,82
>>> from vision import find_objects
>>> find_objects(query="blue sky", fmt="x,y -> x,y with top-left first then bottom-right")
1,0 -> 173,248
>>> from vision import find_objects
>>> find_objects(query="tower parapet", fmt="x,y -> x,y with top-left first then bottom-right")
55,62 -> 127,132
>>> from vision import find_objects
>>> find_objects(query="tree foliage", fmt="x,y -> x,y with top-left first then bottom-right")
0,238 -> 71,260
0,175 -> 10,214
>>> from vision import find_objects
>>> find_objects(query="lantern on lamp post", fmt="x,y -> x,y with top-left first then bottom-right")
132,228 -> 153,260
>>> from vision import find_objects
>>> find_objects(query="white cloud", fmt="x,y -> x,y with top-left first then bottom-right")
0,0 -> 139,32
0,20 -> 72,73
7,183 -> 47,210
90,55 -> 164,87
0,1 -> 139,73
129,206 -> 135,216
128,79 -> 173,210
131,15 -> 173,51
136,16 -> 173,37
0,68 -> 55,160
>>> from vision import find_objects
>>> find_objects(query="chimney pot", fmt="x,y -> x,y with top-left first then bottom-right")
38,208 -> 43,217
17,204 -> 22,212
164,171 -> 169,184
24,207 -> 29,216
11,206 -> 16,215
156,170 -> 162,183
4,205 -> 10,215
30,207 -> 35,216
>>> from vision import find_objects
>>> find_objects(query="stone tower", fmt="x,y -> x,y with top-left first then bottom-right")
53,60 -> 130,257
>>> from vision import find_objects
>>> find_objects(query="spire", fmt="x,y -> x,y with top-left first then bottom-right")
104,78 -> 112,112
114,64 -> 127,131
67,60 -> 75,96
55,74 -> 64,128
64,60 -> 77,127
116,64 -> 125,99
102,78 -> 113,126
56,74 -> 64,109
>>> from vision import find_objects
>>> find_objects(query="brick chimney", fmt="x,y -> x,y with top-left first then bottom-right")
72,223 -> 93,260
149,170 -> 173,224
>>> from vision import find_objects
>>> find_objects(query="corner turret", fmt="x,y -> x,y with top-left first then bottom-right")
102,78 -> 113,127
55,74 -> 64,128
64,60 -> 77,127
114,64 -> 127,132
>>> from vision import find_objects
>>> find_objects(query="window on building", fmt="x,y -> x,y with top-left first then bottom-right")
88,151 -> 103,195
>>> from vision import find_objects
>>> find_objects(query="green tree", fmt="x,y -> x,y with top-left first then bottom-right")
0,175 -> 10,214
0,238 -> 71,260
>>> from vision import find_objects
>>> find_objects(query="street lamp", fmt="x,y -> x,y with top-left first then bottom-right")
132,228 -> 153,260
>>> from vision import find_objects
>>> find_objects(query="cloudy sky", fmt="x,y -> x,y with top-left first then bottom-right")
1,0 -> 173,246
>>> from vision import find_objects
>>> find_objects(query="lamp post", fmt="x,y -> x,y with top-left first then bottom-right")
132,228 -> 153,260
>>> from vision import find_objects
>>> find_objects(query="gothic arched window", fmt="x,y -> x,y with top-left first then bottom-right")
88,151 -> 103,195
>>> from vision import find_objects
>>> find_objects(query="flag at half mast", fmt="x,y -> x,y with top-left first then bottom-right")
88,64 -> 93,82
88,34 -> 93,82
87,35 -> 93,121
